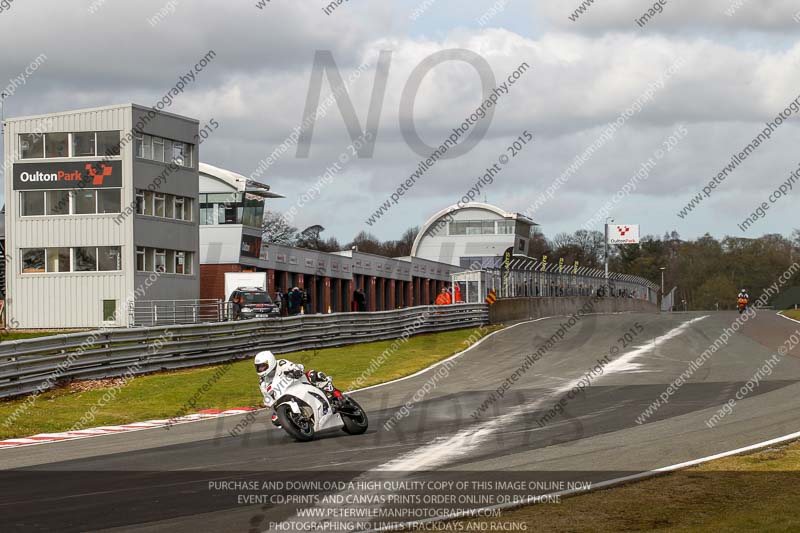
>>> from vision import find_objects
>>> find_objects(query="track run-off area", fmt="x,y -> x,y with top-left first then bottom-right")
2,310 -> 800,532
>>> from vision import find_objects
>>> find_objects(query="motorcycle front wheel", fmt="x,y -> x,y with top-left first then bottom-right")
339,397 -> 369,435
276,404 -> 315,442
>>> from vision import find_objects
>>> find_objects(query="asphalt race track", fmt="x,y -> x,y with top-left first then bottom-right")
3,311 -> 800,532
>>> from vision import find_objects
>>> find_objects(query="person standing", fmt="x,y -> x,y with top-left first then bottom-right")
288,287 -> 302,316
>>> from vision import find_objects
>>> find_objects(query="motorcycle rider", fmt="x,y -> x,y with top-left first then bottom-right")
254,350 -> 341,427
737,288 -> 750,304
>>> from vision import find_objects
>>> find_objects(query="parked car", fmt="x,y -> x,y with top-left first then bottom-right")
229,287 -> 279,320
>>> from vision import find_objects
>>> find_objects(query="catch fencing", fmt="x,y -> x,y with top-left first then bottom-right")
453,257 -> 659,305
0,304 -> 487,399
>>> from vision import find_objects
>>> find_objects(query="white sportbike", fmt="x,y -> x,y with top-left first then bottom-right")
268,373 -> 368,442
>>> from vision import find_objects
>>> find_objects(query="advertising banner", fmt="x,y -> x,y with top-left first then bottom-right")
13,161 -> 122,190
607,224 -> 641,245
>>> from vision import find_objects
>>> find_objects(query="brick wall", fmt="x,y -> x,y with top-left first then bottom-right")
200,264 -> 243,301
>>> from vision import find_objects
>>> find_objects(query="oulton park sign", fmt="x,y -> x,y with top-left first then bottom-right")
13,161 -> 122,190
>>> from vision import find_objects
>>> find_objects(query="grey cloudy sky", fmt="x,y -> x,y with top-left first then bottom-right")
1,0 -> 799,242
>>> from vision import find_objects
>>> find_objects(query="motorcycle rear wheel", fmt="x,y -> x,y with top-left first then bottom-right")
276,404 -> 315,442
340,397 -> 369,435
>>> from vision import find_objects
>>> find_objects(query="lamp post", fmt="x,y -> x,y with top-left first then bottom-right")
660,267 -> 666,295
604,217 -> 614,295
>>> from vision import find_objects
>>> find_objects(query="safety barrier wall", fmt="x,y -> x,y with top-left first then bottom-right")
488,296 -> 658,325
0,304 -> 488,399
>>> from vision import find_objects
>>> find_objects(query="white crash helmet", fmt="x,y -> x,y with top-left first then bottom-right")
254,350 -> 277,379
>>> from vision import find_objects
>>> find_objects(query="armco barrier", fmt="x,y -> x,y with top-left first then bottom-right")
488,296 -> 658,325
0,304 -> 488,399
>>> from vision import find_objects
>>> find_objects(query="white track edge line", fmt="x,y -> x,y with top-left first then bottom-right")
777,311 -> 800,325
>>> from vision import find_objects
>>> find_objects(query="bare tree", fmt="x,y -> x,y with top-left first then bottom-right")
262,211 -> 297,245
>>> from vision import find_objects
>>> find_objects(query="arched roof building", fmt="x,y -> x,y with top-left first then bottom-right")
411,203 -> 537,267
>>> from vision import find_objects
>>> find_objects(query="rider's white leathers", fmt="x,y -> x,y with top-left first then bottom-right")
259,360 -> 335,424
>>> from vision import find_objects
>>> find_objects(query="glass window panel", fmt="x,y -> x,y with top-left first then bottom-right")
136,191 -> 145,214
74,190 -> 97,214
183,198 -> 192,221
46,190 -> 70,215
98,247 -> 122,271
103,300 -> 117,322
74,247 -> 97,272
165,250 -> 175,273
143,135 -> 153,159
22,249 -> 45,273
163,139 -> 172,162
46,248 -> 70,273
165,194 -> 174,218
143,191 -> 153,215
21,191 -> 45,216
72,132 -> 96,157
200,206 -> 212,225
153,138 -> 164,162
155,249 -> 166,272
45,133 -> 69,158
184,252 -> 193,275
482,221 -> 495,234
97,131 -> 121,157
174,197 -> 185,221
134,135 -> 144,158
145,248 -> 154,271
98,189 -> 121,213
154,193 -> 165,217
184,144 -> 193,167
172,142 -> 185,166
175,251 -> 185,274
136,247 -> 146,271
20,133 -> 44,159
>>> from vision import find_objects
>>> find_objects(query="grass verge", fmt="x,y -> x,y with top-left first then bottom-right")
0,330 -> 69,341
0,325 -> 500,439
464,439 -> 800,532
783,309 -> 800,321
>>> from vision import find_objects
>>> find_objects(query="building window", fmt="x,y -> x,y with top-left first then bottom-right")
98,189 -> 121,214
97,131 -> 121,157
103,300 -> 117,323
134,135 -> 192,167
21,191 -> 45,216
74,190 -> 97,214
143,191 -> 153,215
72,132 -> 96,157
46,248 -> 71,273
98,247 -> 122,271
172,142 -> 185,166
136,246 -> 146,271
74,247 -> 98,272
174,197 -> 185,220
136,247 -> 192,274
136,191 -> 145,215
146,248 -> 155,271
154,193 -> 165,217
184,252 -> 193,275
45,133 -> 70,158
163,139 -> 172,162
153,137 -> 164,162
174,251 -> 185,274
22,248 -> 45,273
143,135 -> 153,160
46,190 -> 70,216
20,133 -> 44,159
134,134 -> 144,158
155,249 -> 166,273
497,220 -> 514,234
